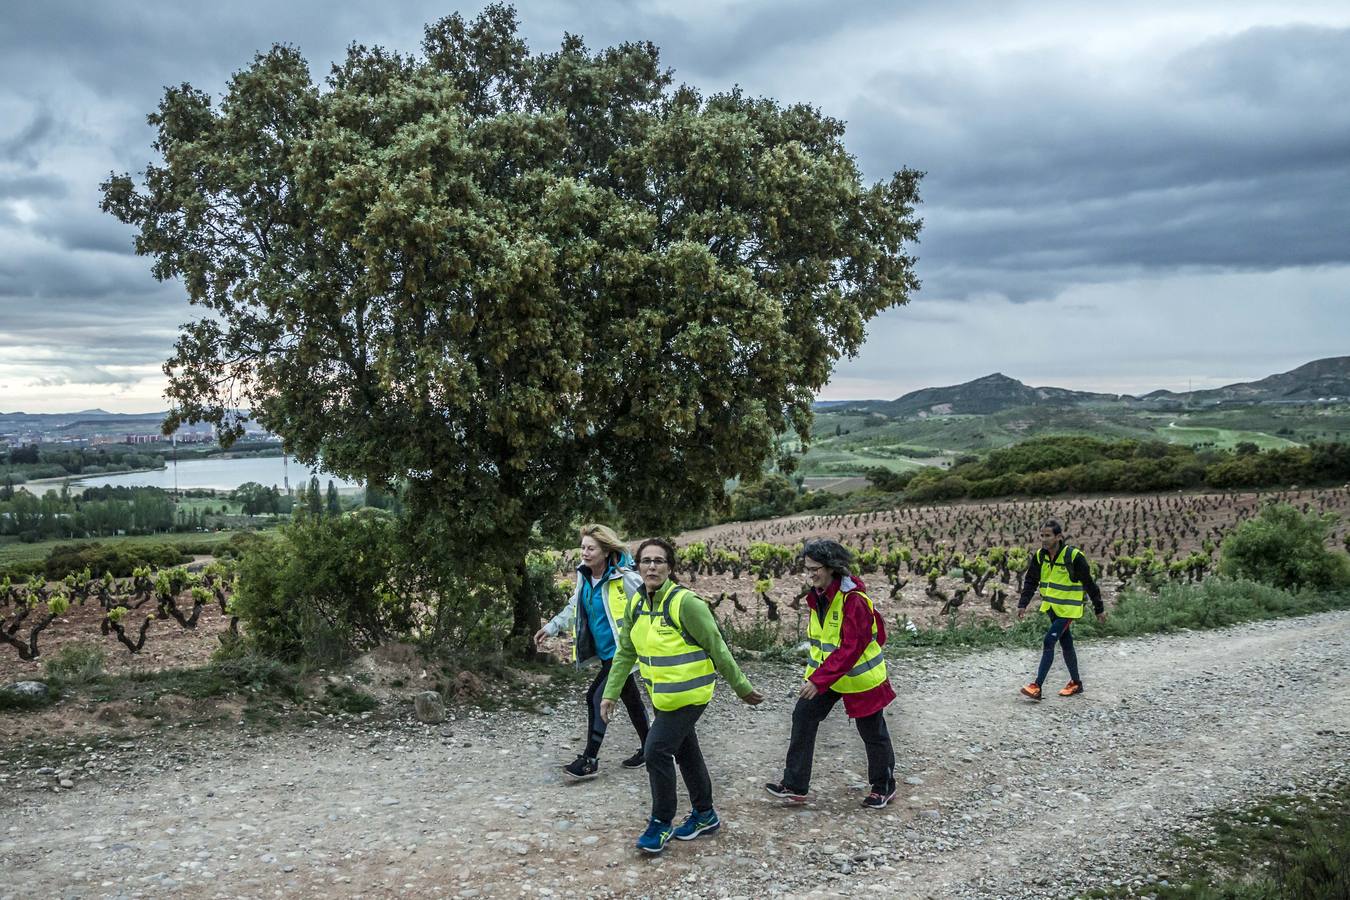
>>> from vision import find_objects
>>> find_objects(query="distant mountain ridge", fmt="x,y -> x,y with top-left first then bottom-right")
826,356 -> 1350,418
1141,357 -> 1350,404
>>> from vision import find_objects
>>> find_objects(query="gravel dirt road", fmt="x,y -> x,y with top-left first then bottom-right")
4,610 -> 1347,899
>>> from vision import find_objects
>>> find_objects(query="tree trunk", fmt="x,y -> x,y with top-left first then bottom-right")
510,556 -> 540,661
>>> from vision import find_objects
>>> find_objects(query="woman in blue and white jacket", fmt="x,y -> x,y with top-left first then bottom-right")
534,523 -> 650,781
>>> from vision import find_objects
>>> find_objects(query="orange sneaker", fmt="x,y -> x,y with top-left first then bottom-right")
1058,681 -> 1083,697
1019,683 -> 1042,701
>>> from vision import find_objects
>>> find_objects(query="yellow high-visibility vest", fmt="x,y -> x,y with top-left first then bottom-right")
804,581 -> 887,694
1037,545 -> 1087,619
628,580 -> 716,711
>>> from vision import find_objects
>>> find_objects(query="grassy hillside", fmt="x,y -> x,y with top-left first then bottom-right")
801,403 -> 1350,477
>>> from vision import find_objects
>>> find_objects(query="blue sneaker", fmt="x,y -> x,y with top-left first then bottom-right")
635,817 -> 673,854
673,808 -> 720,841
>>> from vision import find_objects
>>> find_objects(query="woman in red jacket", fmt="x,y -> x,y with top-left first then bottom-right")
765,539 -> 898,809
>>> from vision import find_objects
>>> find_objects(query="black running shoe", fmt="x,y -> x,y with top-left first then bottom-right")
563,755 -> 599,781
621,749 -> 646,769
764,782 -> 808,803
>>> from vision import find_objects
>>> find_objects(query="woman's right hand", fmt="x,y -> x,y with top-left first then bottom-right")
532,627 -> 549,648
741,689 -> 764,706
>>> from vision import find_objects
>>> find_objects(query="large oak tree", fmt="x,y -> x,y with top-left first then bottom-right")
102,5 -> 922,645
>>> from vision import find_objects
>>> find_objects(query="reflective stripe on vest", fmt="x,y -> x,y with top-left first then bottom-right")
630,582 -> 716,711
1037,546 -> 1086,619
803,585 -> 888,694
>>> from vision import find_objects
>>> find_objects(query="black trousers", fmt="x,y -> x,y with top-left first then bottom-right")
585,658 -> 650,758
781,689 -> 895,795
644,703 -> 712,823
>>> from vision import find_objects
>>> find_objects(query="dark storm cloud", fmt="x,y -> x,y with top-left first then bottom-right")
841,23 -> 1350,302
0,1 -> 1347,407
0,110 -> 59,166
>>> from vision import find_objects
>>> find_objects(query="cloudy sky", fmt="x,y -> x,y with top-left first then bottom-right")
1,1 -> 1347,412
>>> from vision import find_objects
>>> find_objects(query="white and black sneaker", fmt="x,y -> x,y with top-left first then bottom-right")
563,755 -> 599,781
861,787 -> 896,809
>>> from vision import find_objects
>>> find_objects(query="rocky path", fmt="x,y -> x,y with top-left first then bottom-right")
3,610 -> 1348,899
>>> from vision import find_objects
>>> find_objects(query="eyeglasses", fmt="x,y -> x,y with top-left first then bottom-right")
639,557 -> 669,567
803,563 -> 824,574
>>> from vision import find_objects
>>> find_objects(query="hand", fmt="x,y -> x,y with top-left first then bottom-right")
1016,607 -> 1026,620
1096,611 -> 1107,624
798,681 -> 819,700
741,690 -> 764,706
599,698 -> 615,723
532,627 -> 549,648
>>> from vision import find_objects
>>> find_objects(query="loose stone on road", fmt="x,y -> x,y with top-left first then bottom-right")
2,611 -> 1347,898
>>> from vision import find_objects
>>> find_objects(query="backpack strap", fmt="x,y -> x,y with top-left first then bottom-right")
661,585 -> 705,648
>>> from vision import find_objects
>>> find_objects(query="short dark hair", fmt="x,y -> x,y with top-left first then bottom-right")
801,539 -> 853,577
635,537 -> 678,572
1041,519 -> 1063,535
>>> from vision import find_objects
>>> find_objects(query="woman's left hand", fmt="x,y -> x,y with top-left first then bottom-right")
599,698 -> 615,723
799,681 -> 819,700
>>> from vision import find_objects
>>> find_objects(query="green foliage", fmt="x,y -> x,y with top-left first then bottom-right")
894,578 -> 1350,651
1116,782 -> 1350,900
232,482 -> 284,516
44,643 -> 106,685
232,510 -> 520,663
0,445 -> 165,483
102,4 -> 921,643
1218,504 -> 1350,592
729,474 -> 800,522
863,466 -> 916,492
893,436 -> 1350,502
39,541 -> 190,581
719,612 -> 785,652
231,513 -> 407,663
323,681 -> 380,714
0,485 -> 176,541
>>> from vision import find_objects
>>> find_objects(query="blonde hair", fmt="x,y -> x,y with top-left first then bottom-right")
579,523 -> 627,562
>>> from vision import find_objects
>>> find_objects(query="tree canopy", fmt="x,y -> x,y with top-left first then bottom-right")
102,4 -> 922,642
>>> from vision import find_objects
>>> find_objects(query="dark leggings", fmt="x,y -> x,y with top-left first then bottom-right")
585,658 -> 650,759
781,689 -> 896,795
1034,612 -> 1081,686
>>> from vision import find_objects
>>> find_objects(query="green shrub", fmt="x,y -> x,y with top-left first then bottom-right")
863,467 -> 915,493
1218,504 -> 1350,592
728,473 -> 800,521
41,541 -> 189,580
324,681 -> 379,714
719,612 -> 789,651
44,643 -> 106,685
231,513 -> 404,664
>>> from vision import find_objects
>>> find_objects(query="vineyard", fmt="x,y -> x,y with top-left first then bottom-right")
601,486 -> 1350,639
3,487 -> 1348,683
0,561 -> 238,682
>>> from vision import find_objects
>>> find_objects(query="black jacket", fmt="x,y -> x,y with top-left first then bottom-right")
1018,545 -> 1104,614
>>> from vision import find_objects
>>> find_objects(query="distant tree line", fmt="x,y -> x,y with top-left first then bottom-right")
0,486 -> 181,541
0,445 -> 165,484
867,437 -> 1350,502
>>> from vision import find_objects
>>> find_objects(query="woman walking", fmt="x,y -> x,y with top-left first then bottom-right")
601,537 -> 763,854
535,524 -> 649,780
765,538 -> 898,809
